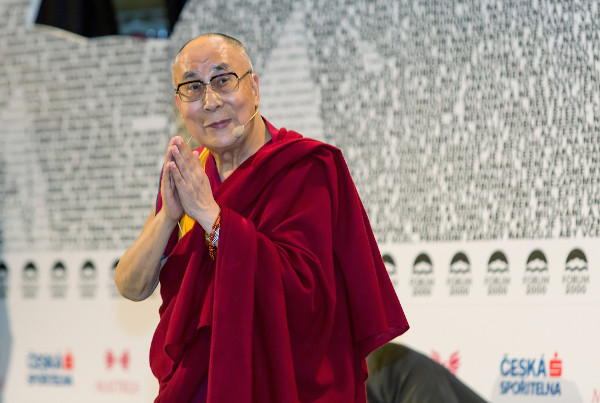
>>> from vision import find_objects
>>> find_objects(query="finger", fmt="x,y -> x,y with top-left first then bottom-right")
169,161 -> 195,211
162,163 -> 180,203
160,160 -> 172,195
168,168 -> 175,192
177,141 -> 203,176
173,136 -> 193,157
174,140 -> 197,172
168,160 -> 186,188
169,171 -> 181,203
171,145 -> 193,181
163,137 -> 177,164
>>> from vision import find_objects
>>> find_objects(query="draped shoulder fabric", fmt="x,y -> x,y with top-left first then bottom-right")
151,119 -> 409,402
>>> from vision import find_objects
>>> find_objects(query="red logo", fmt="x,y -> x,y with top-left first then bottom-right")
431,350 -> 460,374
63,350 -> 74,370
96,350 -> 139,394
106,350 -> 129,370
549,352 -> 562,377
592,388 -> 600,402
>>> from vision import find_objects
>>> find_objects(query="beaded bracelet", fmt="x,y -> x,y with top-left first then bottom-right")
204,212 -> 221,260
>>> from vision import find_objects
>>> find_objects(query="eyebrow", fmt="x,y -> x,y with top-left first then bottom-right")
182,63 -> 230,81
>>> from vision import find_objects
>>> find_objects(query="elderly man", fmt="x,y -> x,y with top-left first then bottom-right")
115,33 -> 408,403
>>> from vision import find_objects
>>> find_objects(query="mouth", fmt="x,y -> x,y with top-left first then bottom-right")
206,119 -> 232,129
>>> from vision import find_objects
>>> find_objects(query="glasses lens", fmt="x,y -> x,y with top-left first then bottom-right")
180,82 -> 205,101
210,73 -> 238,94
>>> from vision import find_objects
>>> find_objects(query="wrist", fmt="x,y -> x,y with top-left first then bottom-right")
195,204 -> 221,233
204,210 -> 221,261
156,208 -> 180,229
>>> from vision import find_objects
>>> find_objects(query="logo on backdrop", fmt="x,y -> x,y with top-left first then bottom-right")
382,254 -> 397,275
409,253 -> 434,296
21,261 -> 39,299
50,261 -> 68,298
562,248 -> 589,295
79,260 -> 98,298
106,350 -> 130,370
492,351 -> 583,401
523,250 -> 550,295
485,250 -> 511,296
95,349 -> 140,394
498,352 -> 561,396
447,252 -> 472,296
110,258 -> 121,298
431,350 -> 460,374
27,350 -> 74,385
0,261 -> 8,298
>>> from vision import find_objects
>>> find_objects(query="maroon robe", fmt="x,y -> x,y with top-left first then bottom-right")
150,120 -> 409,402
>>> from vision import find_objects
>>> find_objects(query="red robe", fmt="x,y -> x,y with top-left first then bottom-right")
150,120 -> 409,402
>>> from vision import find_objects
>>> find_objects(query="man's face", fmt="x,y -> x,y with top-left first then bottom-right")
173,37 -> 259,150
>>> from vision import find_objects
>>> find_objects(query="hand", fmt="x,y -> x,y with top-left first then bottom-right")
167,136 -> 220,232
160,137 -> 184,223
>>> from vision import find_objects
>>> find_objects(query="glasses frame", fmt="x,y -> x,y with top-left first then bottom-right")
175,70 -> 253,102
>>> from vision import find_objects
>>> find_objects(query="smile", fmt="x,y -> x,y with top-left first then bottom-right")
207,119 -> 232,129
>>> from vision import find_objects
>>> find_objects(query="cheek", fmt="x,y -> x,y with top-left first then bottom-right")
180,105 -> 204,124
180,103 -> 199,117
180,109 -> 205,134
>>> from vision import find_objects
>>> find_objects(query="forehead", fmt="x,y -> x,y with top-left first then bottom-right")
173,37 -> 244,82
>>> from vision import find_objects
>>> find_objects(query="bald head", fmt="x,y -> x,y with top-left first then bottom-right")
172,33 -> 255,91
175,33 -> 252,70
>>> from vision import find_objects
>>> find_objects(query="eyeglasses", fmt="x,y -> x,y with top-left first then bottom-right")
175,70 -> 252,102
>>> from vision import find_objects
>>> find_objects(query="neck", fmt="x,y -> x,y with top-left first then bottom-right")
212,117 -> 270,180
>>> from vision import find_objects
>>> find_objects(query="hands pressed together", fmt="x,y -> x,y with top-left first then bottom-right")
114,136 -> 221,300
160,136 -> 220,233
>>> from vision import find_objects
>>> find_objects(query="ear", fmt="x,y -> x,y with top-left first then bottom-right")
251,73 -> 260,107
174,93 -> 183,117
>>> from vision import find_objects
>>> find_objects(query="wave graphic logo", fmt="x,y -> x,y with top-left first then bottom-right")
382,254 -> 397,276
21,261 -> 39,299
525,250 -> 548,273
488,251 -> 509,274
563,248 -> 589,295
523,250 -> 549,295
447,252 -> 472,296
110,258 -> 121,298
449,252 -> 470,274
50,261 -> 68,298
79,260 -> 98,298
0,261 -> 8,299
486,251 -> 510,296
409,253 -> 434,297
382,253 -> 399,288
565,249 -> 587,272
413,253 -> 433,275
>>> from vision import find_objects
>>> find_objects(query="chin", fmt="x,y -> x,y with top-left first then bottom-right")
203,135 -> 240,151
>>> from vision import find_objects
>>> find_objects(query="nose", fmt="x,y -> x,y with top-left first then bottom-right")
202,85 -> 223,111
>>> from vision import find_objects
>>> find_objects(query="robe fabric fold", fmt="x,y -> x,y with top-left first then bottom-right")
150,120 -> 409,402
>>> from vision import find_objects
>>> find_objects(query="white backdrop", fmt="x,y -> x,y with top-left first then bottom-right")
0,250 -> 161,402
382,238 -> 597,402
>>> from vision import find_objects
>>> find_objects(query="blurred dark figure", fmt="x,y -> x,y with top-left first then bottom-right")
35,0 -> 118,37
367,343 -> 488,403
35,0 -> 188,38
